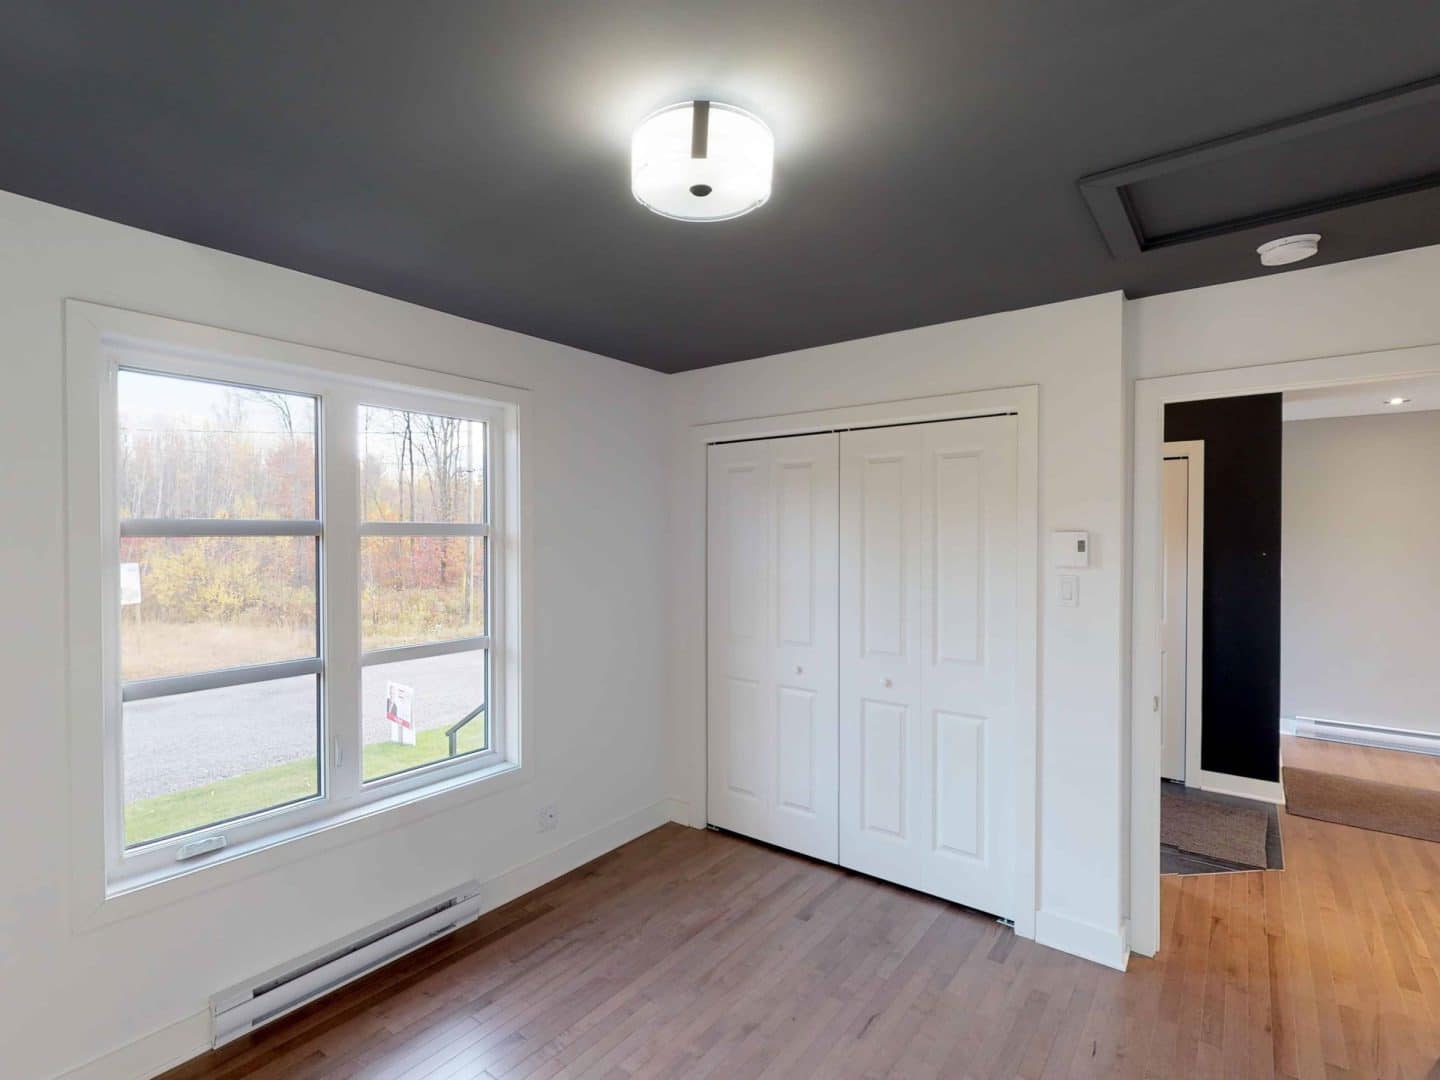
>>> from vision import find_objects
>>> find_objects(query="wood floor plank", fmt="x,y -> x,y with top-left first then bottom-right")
1282,733 -> 1440,787
162,801 -> 1440,1080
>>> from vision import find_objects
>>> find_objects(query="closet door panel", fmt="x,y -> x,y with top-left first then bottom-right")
860,699 -> 908,838
921,417 -> 1016,918
839,426 -> 925,889
860,455 -> 908,658
776,686 -> 817,813
707,433 -> 839,862
934,450 -> 984,664
707,448 -> 772,841
839,416 -> 1018,918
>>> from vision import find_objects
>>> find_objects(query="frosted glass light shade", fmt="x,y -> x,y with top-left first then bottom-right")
631,101 -> 773,222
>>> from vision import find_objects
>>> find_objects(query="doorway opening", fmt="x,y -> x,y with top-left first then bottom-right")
1153,378 -> 1440,880
1130,345 -> 1440,958
1157,406 -> 1284,877
1277,375 -> 1440,844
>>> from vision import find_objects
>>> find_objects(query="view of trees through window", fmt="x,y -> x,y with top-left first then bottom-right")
358,405 -> 489,782
360,405 -> 487,650
117,371 -> 492,847
119,372 -> 320,683
360,405 -> 485,523
119,370 -> 322,845
119,373 -> 317,521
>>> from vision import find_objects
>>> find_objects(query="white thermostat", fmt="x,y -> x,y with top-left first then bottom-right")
1051,530 -> 1090,568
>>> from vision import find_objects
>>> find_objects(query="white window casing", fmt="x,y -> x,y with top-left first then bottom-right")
64,300 -> 529,910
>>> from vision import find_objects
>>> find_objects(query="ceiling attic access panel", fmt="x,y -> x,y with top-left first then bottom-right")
1080,76 -> 1440,256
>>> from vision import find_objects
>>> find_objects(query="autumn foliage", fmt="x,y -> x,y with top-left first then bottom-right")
118,374 -> 486,679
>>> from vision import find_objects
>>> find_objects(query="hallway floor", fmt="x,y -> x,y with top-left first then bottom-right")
1283,731 -> 1440,787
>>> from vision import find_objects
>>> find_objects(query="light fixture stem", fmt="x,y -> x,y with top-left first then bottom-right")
691,100 -> 710,159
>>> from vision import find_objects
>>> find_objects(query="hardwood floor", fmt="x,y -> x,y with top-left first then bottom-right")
1283,732 -> 1440,788
162,813 -> 1440,1079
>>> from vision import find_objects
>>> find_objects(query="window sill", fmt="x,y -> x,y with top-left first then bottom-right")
83,757 -> 525,931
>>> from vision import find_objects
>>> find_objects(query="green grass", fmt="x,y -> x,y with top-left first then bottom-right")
362,720 -> 486,781
124,723 -> 488,846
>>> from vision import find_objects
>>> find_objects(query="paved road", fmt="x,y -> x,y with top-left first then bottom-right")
123,651 -> 485,801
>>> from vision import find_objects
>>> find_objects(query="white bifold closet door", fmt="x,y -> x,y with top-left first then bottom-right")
706,416 -> 1017,919
707,433 -> 840,862
838,415 -> 1017,918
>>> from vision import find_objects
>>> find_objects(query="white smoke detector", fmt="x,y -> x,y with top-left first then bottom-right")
1257,234 -> 1321,267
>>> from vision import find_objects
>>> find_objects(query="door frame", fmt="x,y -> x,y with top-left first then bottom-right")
1130,342 -> 1440,959
693,385 -> 1040,938
1161,441 -> 1205,787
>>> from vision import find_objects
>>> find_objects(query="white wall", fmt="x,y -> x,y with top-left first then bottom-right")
1282,411 -> 1440,734
0,192 -> 671,1080
664,293 -> 1132,964
1127,244 -> 1440,380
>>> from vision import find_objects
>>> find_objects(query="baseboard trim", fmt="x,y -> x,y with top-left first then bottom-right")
57,1011 -> 210,1080
1280,715 -> 1297,736
56,798 -> 674,1080
1293,715 -> 1440,758
665,797 -> 702,828
481,799 -> 673,912
1197,769 -> 1286,805
1035,909 -> 1129,971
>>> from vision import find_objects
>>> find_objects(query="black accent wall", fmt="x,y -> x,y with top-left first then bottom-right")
1165,393 -> 1282,783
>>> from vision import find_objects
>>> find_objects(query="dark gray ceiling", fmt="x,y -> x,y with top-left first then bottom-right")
3,2 -> 1439,372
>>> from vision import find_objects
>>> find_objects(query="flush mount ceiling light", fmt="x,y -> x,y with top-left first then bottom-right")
631,101 -> 773,222
1256,233 -> 1321,267
1384,396 -> 1412,406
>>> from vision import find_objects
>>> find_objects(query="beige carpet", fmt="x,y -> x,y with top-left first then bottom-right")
1282,766 -> 1440,843
1160,788 -> 1270,868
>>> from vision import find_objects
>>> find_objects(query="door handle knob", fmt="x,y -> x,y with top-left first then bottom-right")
883,678 -> 893,689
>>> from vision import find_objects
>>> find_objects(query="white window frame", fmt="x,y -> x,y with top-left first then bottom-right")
65,301 -> 528,912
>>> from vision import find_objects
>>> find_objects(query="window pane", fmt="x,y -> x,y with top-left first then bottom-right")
123,675 -> 320,846
119,536 -> 318,682
361,536 -> 485,651
362,652 -> 487,781
118,368 -> 316,520
360,406 -> 485,523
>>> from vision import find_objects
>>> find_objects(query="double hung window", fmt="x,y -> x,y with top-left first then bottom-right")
74,308 -> 521,894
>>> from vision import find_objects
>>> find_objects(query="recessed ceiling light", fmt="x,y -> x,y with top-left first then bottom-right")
1384,396 -> 1412,406
1256,234 -> 1321,267
631,101 -> 773,222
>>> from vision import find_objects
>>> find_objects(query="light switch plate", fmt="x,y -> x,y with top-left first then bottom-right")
1059,574 -> 1079,607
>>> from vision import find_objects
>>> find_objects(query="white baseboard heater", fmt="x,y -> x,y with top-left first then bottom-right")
1293,715 -> 1440,757
210,880 -> 484,1047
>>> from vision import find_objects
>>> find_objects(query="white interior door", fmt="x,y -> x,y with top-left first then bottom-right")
707,433 -> 839,862
1161,457 -> 1189,783
838,416 -> 1017,918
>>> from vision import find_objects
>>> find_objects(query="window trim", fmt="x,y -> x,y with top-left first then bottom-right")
65,301 -> 529,922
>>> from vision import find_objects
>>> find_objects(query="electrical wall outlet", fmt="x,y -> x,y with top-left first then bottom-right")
538,803 -> 558,833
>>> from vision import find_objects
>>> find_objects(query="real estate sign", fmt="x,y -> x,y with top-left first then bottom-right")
386,682 -> 415,746
120,562 -> 142,606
